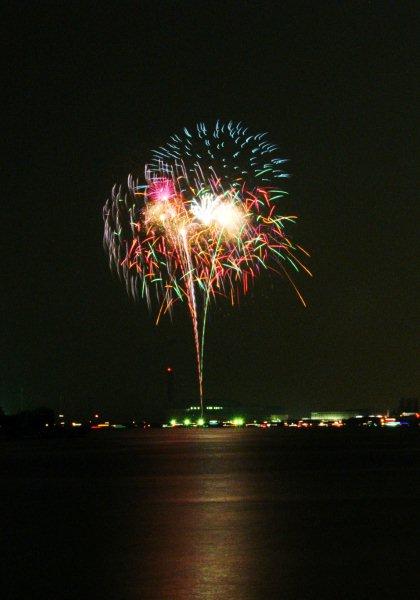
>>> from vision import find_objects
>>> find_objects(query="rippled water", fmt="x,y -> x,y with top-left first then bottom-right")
1,428 -> 418,599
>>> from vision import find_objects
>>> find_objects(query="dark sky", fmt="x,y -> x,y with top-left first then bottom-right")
4,2 -> 418,418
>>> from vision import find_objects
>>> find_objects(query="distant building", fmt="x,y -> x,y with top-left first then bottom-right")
167,404 -> 288,423
269,414 -> 289,423
310,409 -> 367,421
169,405 -> 226,423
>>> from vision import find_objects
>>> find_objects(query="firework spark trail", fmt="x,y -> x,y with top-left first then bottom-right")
103,121 -> 311,416
180,230 -> 204,411
200,227 -> 225,388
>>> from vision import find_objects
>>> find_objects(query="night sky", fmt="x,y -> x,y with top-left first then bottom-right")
4,3 -> 418,419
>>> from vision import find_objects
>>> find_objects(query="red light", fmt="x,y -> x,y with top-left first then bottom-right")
166,367 -> 173,373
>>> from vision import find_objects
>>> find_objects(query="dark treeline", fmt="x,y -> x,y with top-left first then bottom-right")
0,407 -> 88,437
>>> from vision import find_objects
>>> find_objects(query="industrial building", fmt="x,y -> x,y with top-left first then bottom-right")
167,404 -> 288,424
310,409 -> 368,421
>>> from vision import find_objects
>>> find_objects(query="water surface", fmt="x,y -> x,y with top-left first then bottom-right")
1,428 -> 418,599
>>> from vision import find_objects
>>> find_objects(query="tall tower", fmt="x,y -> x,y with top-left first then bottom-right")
166,366 -> 174,407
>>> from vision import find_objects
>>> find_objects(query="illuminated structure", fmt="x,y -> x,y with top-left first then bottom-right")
310,410 -> 367,421
167,404 -> 287,424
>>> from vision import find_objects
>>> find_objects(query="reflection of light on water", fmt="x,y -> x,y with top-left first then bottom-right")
129,432 -> 258,599
179,474 -> 255,600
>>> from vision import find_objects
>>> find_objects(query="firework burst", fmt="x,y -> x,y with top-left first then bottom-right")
103,121 -> 311,415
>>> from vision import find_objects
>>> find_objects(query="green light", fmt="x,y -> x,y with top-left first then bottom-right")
232,417 -> 244,427
170,419 -> 177,426
197,418 -> 205,426
183,418 -> 191,426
